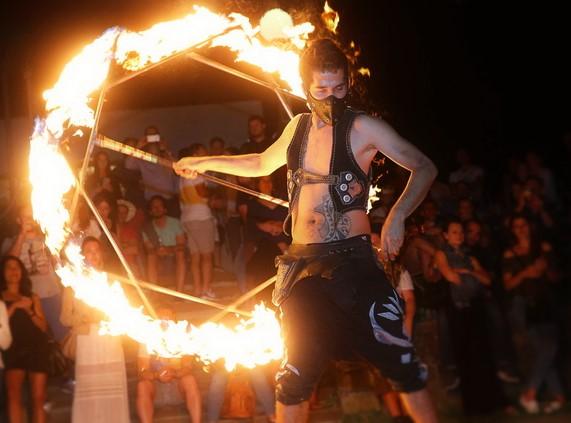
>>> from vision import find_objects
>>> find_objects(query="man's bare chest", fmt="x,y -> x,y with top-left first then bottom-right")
302,125 -> 373,176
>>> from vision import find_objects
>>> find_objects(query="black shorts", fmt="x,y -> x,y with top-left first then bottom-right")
276,235 -> 427,405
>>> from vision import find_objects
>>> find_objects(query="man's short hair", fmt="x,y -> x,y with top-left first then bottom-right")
300,38 -> 349,90
248,115 -> 266,125
148,195 -> 167,209
209,136 -> 225,146
145,125 -> 159,135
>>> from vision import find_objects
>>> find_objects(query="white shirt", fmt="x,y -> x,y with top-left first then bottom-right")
397,269 -> 414,297
0,301 -> 13,369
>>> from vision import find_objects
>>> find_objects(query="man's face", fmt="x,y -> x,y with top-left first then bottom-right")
210,141 -> 225,155
96,200 -> 111,219
150,198 -> 166,219
83,240 -> 104,269
118,204 -> 129,223
444,223 -> 464,247
248,119 -> 266,140
193,146 -> 208,157
465,222 -> 481,246
18,205 -> 38,233
308,68 -> 347,101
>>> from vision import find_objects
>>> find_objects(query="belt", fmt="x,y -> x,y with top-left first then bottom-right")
287,234 -> 372,258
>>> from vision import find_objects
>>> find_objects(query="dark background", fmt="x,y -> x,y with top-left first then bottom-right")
0,0 -> 569,178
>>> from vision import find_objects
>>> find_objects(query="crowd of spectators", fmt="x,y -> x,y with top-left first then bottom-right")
0,111 -> 570,421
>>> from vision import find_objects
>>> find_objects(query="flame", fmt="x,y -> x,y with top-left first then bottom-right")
57,243 -> 282,370
358,67 -> 371,77
29,4 -> 321,367
322,1 -> 340,34
367,185 -> 382,213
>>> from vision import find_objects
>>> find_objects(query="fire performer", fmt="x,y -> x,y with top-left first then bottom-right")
175,39 -> 438,423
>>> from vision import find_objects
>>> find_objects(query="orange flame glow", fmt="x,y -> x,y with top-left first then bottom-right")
322,1 -> 340,34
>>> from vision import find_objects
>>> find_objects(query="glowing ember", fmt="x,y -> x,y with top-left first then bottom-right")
322,1 -> 340,34
367,185 -> 382,213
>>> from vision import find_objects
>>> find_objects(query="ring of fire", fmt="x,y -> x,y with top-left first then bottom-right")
28,5 -> 320,370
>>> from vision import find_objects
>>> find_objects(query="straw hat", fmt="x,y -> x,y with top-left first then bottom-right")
117,199 -> 136,223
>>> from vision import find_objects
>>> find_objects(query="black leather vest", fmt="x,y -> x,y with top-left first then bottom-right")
284,108 -> 370,234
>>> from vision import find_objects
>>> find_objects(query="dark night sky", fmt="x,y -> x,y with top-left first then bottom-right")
0,0 -> 569,176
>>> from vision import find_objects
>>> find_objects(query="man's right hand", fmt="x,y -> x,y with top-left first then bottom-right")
173,157 -> 204,178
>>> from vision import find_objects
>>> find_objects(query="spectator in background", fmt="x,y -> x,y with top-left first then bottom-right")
449,148 -> 485,201
1,255 -> 49,423
240,115 -> 272,154
136,307 -> 201,423
525,152 -> 559,207
457,198 -> 476,223
399,219 -> 445,311
2,204 -> 67,341
206,365 -> 276,423
86,150 -> 122,202
209,136 -> 226,156
502,214 -> 565,414
240,116 -> 287,196
61,237 -> 130,423
418,199 -> 444,248
434,218 -> 504,415
0,296 -> 13,420
126,126 -> 179,216
143,196 -> 186,291
463,219 -> 520,384
513,183 -> 555,239
72,200 -> 102,241
179,144 -> 216,298
93,192 -> 117,235
116,199 -> 145,278
92,192 -> 121,272
243,176 -> 289,297
112,137 -> 146,209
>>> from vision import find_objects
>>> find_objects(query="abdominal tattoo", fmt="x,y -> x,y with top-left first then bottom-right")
313,196 -> 351,241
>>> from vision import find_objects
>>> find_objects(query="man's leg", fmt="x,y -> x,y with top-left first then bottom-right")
136,380 -> 155,423
400,389 -> 438,423
276,401 -> 309,423
179,375 -> 202,423
275,278 -> 333,423
351,272 -> 436,423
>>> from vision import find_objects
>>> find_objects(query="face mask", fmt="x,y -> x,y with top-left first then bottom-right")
146,134 -> 160,143
306,92 -> 347,126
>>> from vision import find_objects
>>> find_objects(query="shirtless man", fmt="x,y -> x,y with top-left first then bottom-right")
175,39 -> 438,423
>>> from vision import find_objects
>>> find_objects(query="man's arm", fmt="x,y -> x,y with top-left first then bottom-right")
174,115 -> 302,178
357,116 -> 437,260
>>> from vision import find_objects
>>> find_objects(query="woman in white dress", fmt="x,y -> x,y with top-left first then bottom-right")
60,236 -> 130,422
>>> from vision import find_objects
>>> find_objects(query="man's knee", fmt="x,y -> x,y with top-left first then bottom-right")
137,380 -> 155,400
275,364 -> 313,405
386,361 -> 428,394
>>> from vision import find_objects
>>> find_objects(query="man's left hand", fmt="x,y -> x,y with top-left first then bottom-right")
379,211 -> 405,261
